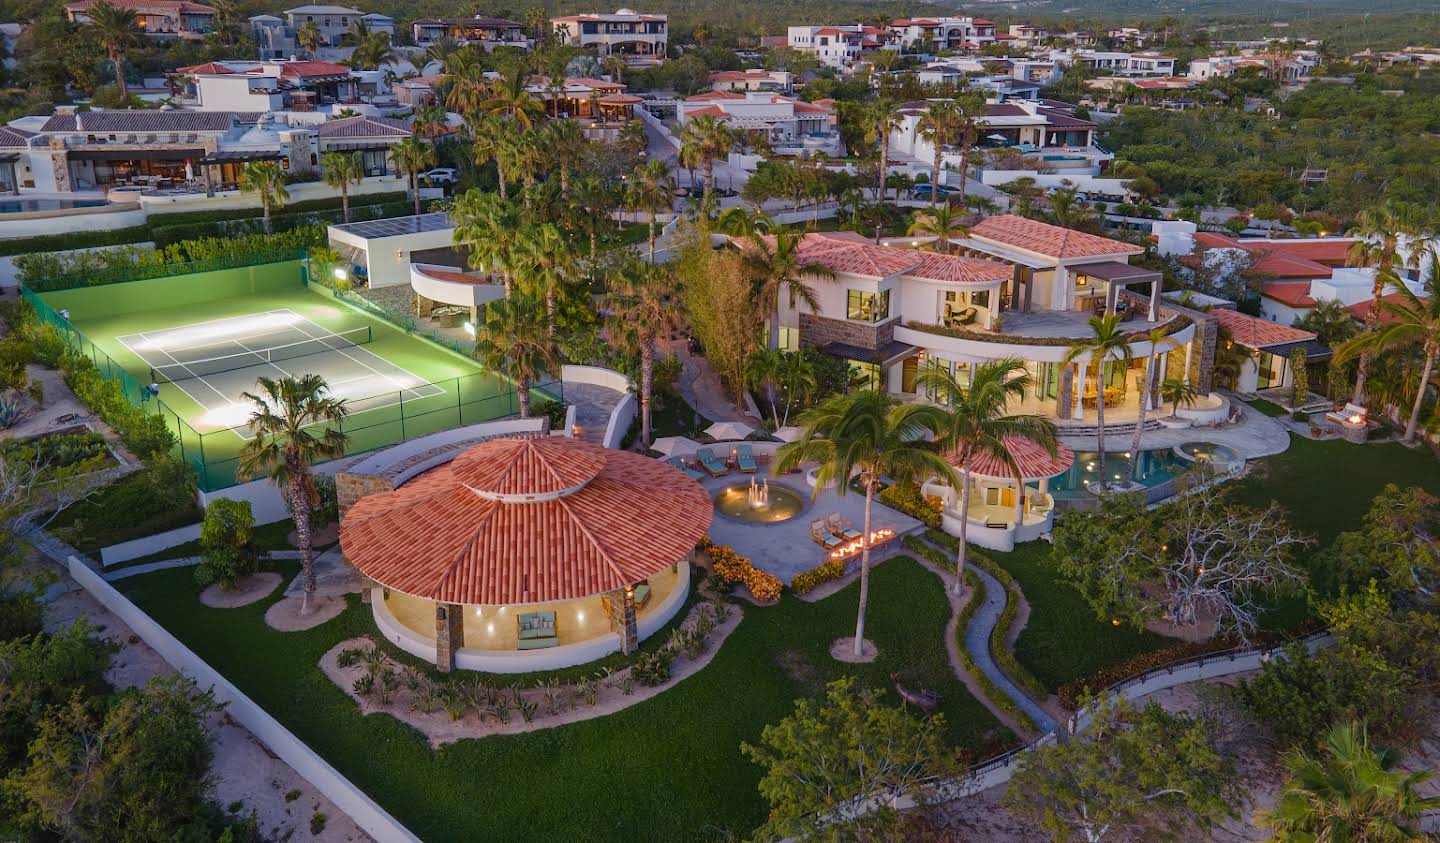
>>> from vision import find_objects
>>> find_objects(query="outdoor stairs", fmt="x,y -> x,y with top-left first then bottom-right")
1056,418 -> 1165,438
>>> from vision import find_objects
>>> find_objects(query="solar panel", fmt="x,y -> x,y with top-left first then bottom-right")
332,212 -> 453,239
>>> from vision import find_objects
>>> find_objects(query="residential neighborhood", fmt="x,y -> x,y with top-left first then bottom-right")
0,2 -> 1436,843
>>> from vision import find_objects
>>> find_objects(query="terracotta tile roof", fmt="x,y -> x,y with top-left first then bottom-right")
271,60 -> 351,78
955,436 -> 1074,480
1260,280 -> 1317,308
66,0 -> 215,12
683,105 -> 727,118
1209,307 -> 1316,349
176,62 -> 234,75
1194,232 -> 1336,279
341,437 -> 712,605
1346,292 -> 1428,325
1256,239 -> 1355,266
685,91 -> 746,102
1248,251 -> 1333,279
969,214 -> 1144,259
451,436 -> 607,497
747,232 -> 1009,284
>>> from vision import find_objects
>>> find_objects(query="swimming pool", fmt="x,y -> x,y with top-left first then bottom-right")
1049,448 -> 1193,498
0,198 -> 110,214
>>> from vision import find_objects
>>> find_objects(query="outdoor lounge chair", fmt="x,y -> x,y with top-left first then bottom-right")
633,582 -> 652,608
826,513 -> 861,541
665,456 -> 706,481
810,521 -> 844,551
697,448 -> 729,477
516,611 -> 559,650
736,444 -> 758,473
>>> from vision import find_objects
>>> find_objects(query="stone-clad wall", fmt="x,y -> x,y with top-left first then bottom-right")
798,313 -> 898,353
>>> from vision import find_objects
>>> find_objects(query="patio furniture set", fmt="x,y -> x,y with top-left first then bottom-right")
665,444 -> 760,480
516,584 -> 652,651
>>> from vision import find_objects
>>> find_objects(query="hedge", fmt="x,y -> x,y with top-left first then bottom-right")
698,537 -> 782,602
790,557 -> 845,595
876,481 -> 943,529
149,199 -> 412,247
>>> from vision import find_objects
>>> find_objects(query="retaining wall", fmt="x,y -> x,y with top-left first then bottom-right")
66,557 -> 421,842
101,522 -> 203,567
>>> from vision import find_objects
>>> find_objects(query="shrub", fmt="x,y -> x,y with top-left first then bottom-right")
0,593 -> 44,642
699,537 -> 782,602
791,558 -> 845,595
630,651 -> 671,687
877,482 -> 943,528
194,499 -> 266,590
0,397 -> 22,429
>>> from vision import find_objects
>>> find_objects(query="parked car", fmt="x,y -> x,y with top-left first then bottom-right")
423,168 -> 459,186
912,183 -> 960,199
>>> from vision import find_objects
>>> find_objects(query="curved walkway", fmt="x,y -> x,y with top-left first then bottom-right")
1059,396 -> 1291,460
915,535 -> 1057,735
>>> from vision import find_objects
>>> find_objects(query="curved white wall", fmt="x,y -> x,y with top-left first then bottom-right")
893,321 -> 1196,364
371,562 -> 692,673
410,263 -> 505,309
1,204 -> 147,239
560,364 -> 631,393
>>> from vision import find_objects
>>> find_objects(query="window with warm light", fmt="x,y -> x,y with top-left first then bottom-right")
846,289 -> 890,322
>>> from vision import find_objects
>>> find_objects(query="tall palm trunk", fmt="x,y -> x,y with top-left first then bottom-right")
930,143 -> 942,207
648,210 -> 657,261
411,171 -> 421,215
957,140 -> 973,202
1130,351 -> 1156,481
1093,362 -> 1108,482
953,467 -> 971,596
261,197 -> 273,235
112,49 -> 128,100
560,161 -> 571,197
1402,346 -> 1435,444
854,481 -> 875,656
496,159 -> 509,200
1353,267 -> 1391,404
704,156 -> 715,202
640,339 -> 654,448
876,138 -> 889,200
517,374 -> 531,418
546,289 -> 556,337
341,185 -> 351,223
287,463 -> 316,614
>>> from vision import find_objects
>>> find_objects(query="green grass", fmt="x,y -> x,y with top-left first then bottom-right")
47,470 -> 202,554
113,518 -> 306,568
115,556 -> 1010,842
984,542 -> 1171,693
1247,398 -> 1288,417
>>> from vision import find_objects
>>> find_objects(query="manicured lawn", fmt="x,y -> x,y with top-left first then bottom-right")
984,542 -> 1171,692
1246,398 -> 1288,417
114,519 -> 306,568
115,557 -> 1009,842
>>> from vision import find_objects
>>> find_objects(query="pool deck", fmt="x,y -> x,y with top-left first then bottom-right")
1058,393 -> 1291,460
699,470 -> 924,582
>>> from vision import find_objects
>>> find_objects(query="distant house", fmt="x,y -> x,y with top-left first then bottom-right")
786,24 -> 899,70
708,69 -> 792,94
64,0 -> 215,38
282,5 -> 389,49
888,16 -> 996,52
412,16 -> 528,50
676,91 -> 839,156
552,9 -> 667,65
174,60 -> 361,112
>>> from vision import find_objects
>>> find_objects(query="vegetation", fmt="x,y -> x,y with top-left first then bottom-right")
475,294 -> 557,420
194,498 -> 266,590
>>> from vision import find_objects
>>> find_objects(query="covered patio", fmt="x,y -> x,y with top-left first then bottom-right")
341,435 -> 711,673
923,436 -> 1075,551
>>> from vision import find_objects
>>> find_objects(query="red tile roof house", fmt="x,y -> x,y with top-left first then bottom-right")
740,218 -> 1205,430
65,0 -> 216,38
340,436 -> 711,672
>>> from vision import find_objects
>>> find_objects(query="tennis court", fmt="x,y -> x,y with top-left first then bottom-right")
117,309 -> 444,435
34,258 -> 544,490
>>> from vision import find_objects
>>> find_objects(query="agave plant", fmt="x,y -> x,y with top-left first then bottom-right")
0,397 -> 24,429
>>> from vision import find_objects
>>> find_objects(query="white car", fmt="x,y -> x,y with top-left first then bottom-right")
423,168 -> 458,186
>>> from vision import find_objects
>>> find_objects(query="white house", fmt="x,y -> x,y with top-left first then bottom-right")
1051,49 -> 1176,77
888,16 -> 996,51
786,24 -> 897,70
676,91 -> 839,156
552,9 -> 667,65
890,98 -> 1105,180
411,16 -> 528,50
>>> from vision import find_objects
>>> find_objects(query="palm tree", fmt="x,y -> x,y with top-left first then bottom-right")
1258,721 -> 1440,841
1129,328 -> 1180,482
1161,377 -> 1197,418
918,359 -> 1057,595
739,229 -> 835,352
545,119 -> 587,197
475,294 -> 557,419
1294,298 -> 1360,348
452,190 -> 522,296
864,98 -> 901,200
1048,184 -> 1099,232
569,176 -> 615,264
626,159 -> 675,261
608,260 -> 680,449
907,206 -> 970,255
237,375 -> 348,614
745,348 -> 784,424
677,114 -> 734,204
716,206 -> 774,239
85,0 -> 141,101
602,53 -> 627,85
421,35 -> 459,74
1062,313 -> 1134,486
774,351 -> 817,427
949,92 -> 986,203
320,151 -> 363,223
512,224 -> 576,334
1346,202 -> 1423,405
410,103 -> 447,140
1337,259 -> 1440,445
916,101 -> 961,206
389,137 -> 435,216
296,19 -> 323,58
482,70 -> 543,128
471,116 -> 514,199
239,161 -> 288,234
775,391 -> 958,657
347,32 -> 397,71
441,50 -> 489,122
617,120 -> 647,158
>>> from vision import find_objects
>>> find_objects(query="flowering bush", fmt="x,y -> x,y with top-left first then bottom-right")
790,558 -> 846,595
877,482 -> 943,529
699,537 -> 782,603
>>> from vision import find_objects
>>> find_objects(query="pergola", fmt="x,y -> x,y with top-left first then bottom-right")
340,436 -> 712,672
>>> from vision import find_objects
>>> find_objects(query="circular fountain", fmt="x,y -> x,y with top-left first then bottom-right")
1174,441 -> 1242,465
712,477 -> 806,524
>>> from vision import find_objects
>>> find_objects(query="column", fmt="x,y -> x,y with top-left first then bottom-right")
1056,364 -> 1073,420
607,587 -> 639,654
435,602 -> 463,673
1149,278 -> 1161,321
1183,340 -> 1193,384
1072,362 -> 1085,420
416,294 -> 433,317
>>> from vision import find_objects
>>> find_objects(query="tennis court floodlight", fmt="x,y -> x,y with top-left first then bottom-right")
333,267 -> 348,282
462,321 -> 476,337
58,308 -> 69,320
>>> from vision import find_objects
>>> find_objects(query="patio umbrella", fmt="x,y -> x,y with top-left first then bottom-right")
651,436 -> 701,456
772,426 -> 804,443
986,133 -> 1010,142
705,421 -> 756,441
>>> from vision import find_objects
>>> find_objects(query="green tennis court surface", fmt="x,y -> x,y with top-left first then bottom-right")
38,260 -> 525,490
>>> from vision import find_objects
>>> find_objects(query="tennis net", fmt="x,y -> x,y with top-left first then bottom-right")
148,326 -> 374,384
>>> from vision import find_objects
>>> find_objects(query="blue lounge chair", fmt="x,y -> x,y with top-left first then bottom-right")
736,443 -> 758,473
697,447 -> 729,477
666,456 -> 706,481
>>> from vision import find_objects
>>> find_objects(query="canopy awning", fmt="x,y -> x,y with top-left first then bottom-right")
322,141 -> 395,151
1069,261 -> 1162,284
821,340 -> 917,367
67,148 -> 203,162
1258,337 -> 1331,361
203,150 -> 284,163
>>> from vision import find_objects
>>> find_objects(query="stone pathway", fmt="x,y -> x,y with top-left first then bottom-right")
664,339 -> 757,426
1059,395 -> 1291,460
916,536 -> 1056,736
564,382 -> 624,446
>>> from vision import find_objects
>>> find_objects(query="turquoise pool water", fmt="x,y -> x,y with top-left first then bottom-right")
1049,448 -> 1192,498
0,198 -> 109,214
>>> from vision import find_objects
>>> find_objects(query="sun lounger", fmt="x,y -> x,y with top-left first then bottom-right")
1324,402 -> 1368,425
736,444 -> 758,473
697,448 -> 729,477
826,513 -> 862,541
810,520 -> 844,551
665,456 -> 706,481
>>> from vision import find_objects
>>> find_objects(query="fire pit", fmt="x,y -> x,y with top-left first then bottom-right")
1340,413 -> 1369,444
